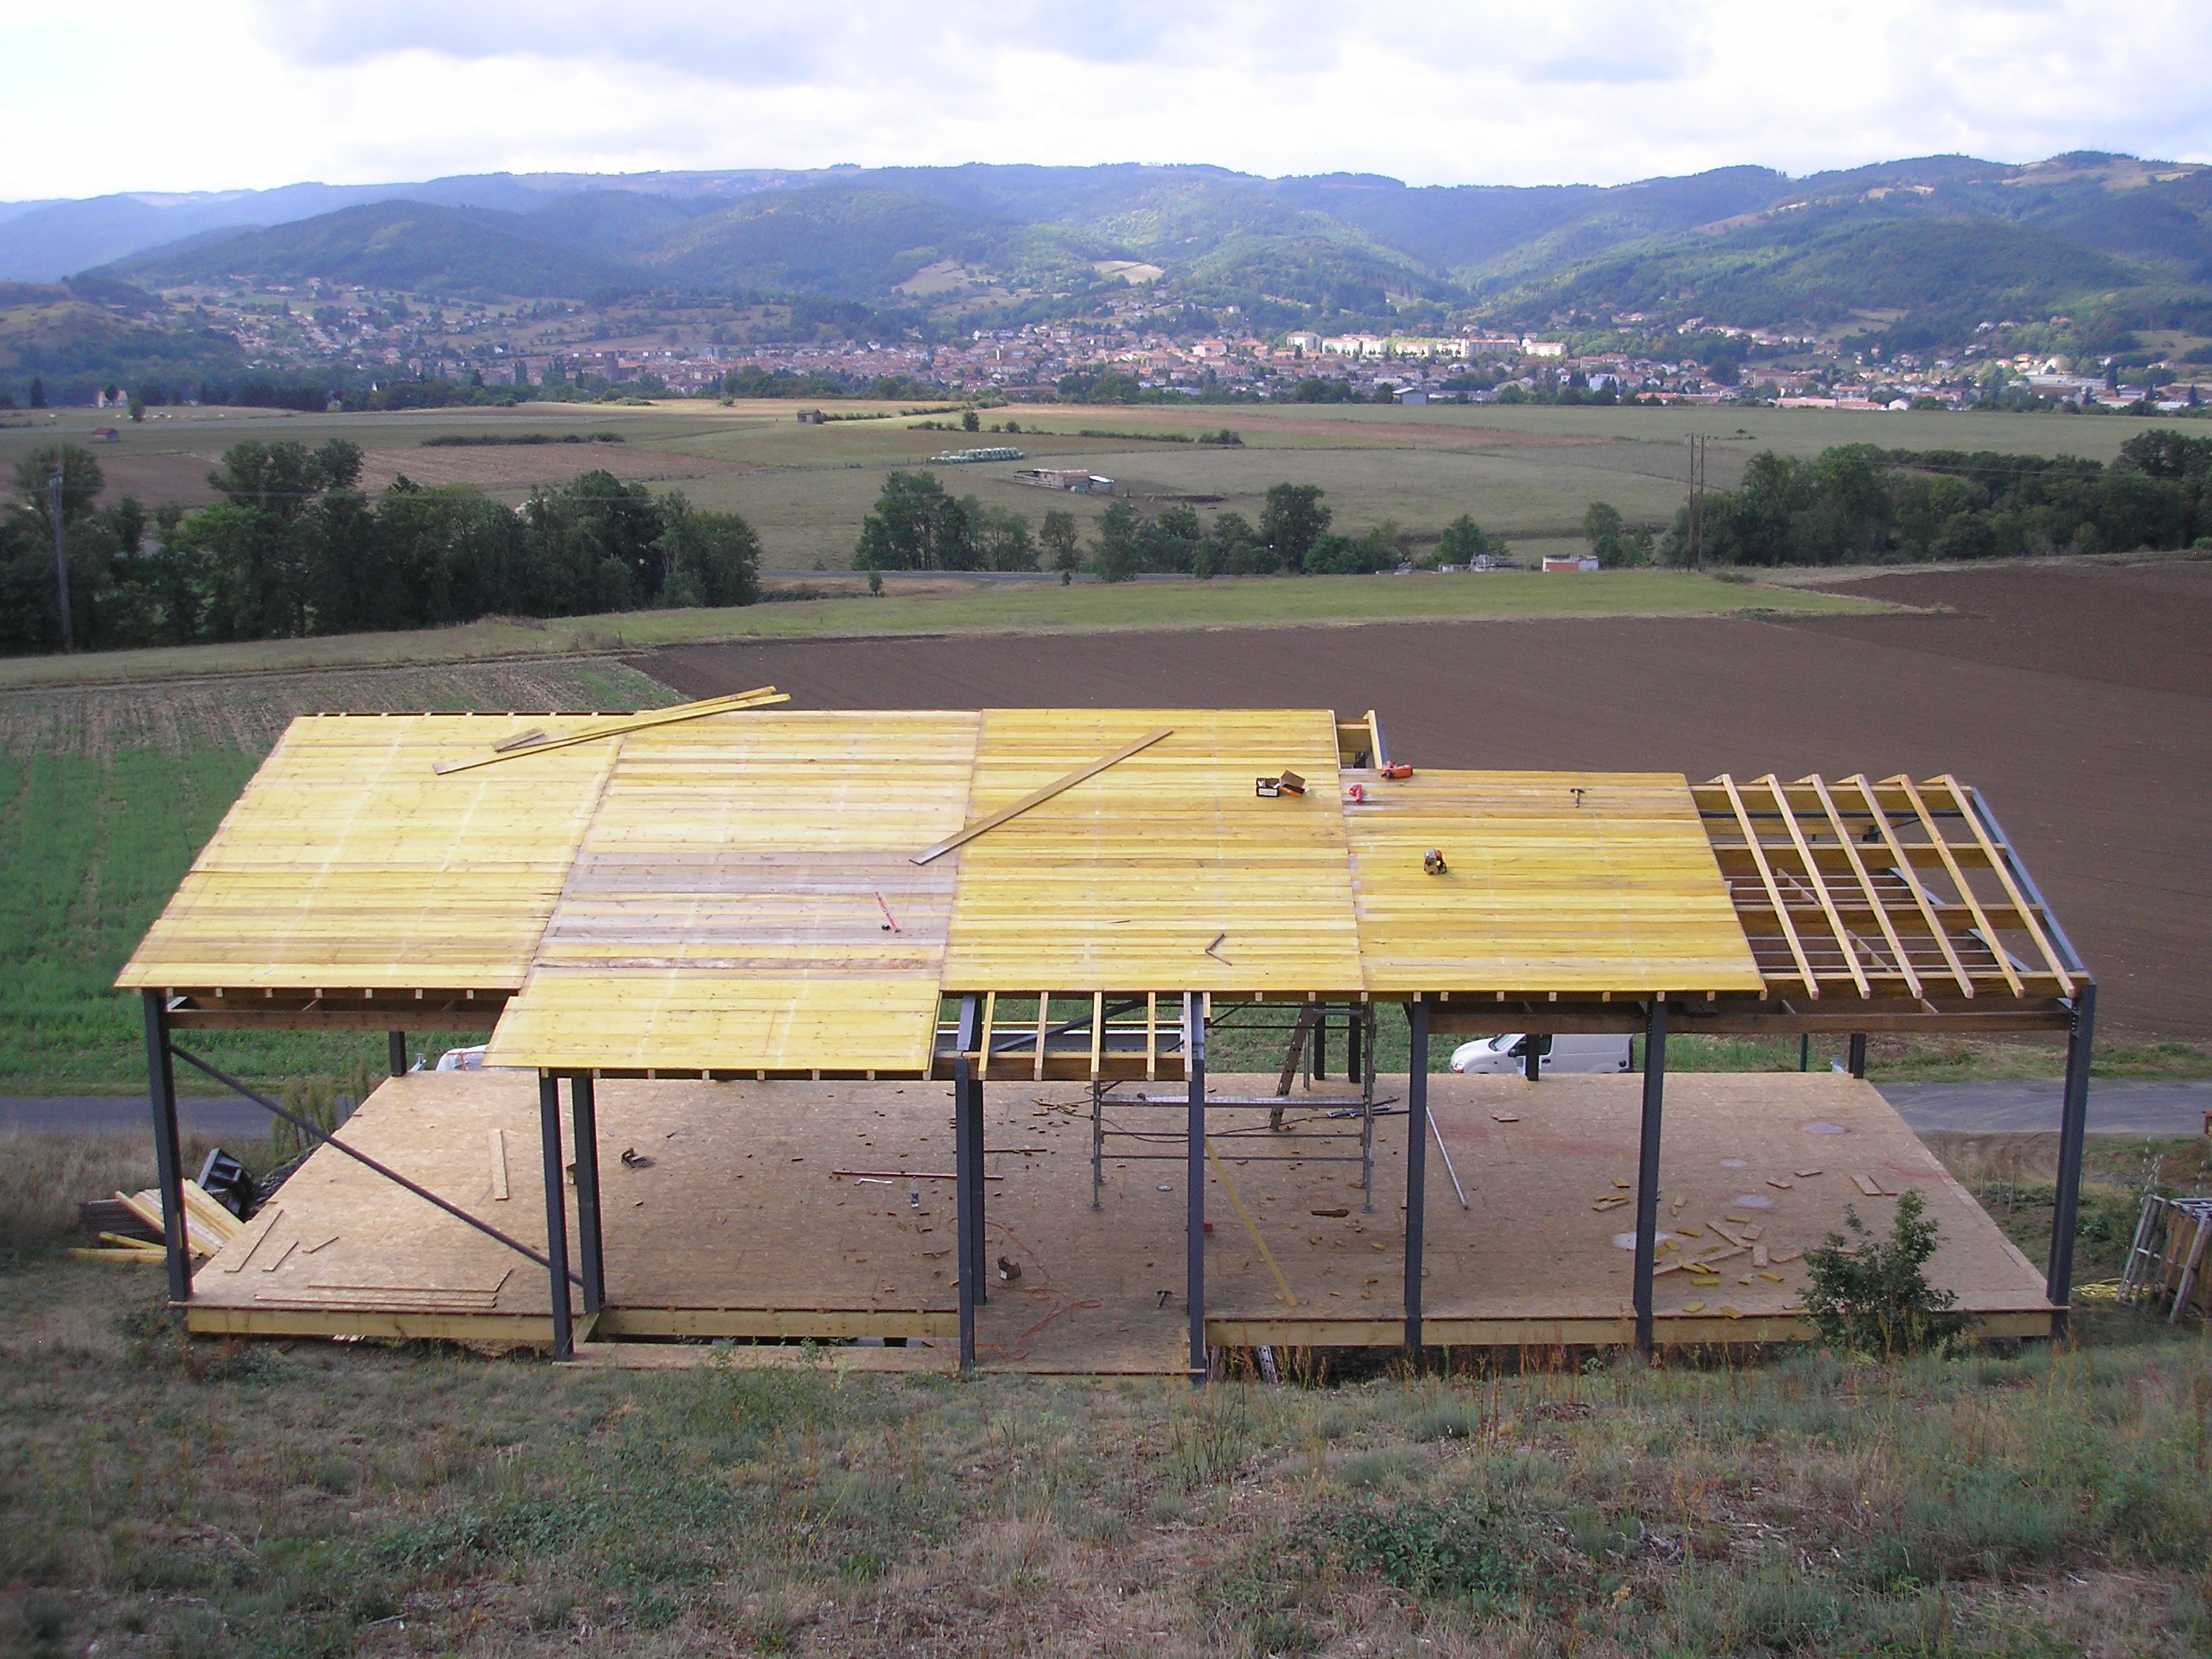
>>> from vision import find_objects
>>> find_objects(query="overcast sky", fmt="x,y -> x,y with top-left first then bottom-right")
5,0 -> 2209,200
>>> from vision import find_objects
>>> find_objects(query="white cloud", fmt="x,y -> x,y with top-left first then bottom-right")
0,0 -> 2206,200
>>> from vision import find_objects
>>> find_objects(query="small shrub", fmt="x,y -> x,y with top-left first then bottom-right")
1308,1495 -> 1540,1607
1802,1189 -> 1968,1356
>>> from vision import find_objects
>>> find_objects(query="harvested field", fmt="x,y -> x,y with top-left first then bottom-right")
638,562 -> 2212,1043
1799,558 -> 2212,699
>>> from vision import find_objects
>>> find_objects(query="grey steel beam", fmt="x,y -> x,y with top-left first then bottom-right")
1186,992 -> 1208,1385
537,1072 -> 573,1361
388,1031 -> 407,1078
955,994 -> 982,1372
1633,997 -> 1670,1357
570,1075 -> 606,1318
141,991 -> 192,1306
1404,999 -> 1430,1360
2046,980 -> 2097,1334
1848,1033 -> 1868,1079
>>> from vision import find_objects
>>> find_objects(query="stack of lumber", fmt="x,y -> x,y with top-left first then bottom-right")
70,1181 -> 243,1264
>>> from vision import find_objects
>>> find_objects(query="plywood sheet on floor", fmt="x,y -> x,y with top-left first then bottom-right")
1202,1071 -> 2053,1335
189,1071 -> 2050,1364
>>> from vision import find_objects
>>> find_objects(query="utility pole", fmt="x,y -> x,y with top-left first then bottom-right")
1685,434 -> 1708,571
48,469 -> 73,653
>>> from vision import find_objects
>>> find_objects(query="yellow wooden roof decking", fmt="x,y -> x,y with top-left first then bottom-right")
120,703 -> 2075,1075
116,714 -> 617,992
1349,771 -> 1760,996
941,709 -> 1367,996
484,712 -> 980,1075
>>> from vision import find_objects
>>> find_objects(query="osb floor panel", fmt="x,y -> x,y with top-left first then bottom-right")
185,1071 -> 2053,1369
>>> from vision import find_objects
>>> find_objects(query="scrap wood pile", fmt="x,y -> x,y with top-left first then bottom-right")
73,1181 -> 244,1264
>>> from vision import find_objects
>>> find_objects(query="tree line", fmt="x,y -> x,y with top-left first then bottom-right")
852,474 -> 1511,580
0,442 -> 759,655
1661,430 -> 2212,565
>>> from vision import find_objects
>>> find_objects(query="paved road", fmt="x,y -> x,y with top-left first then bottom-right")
5,1082 -> 2207,1139
1878,1080 -> 2212,1137
0,1097 -> 274,1137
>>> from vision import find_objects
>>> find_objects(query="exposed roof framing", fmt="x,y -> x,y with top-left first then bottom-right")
1691,773 -> 2080,1005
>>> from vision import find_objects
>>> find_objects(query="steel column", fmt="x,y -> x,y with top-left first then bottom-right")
1632,997 -> 1669,1357
1185,992 -> 1208,1385
2046,981 -> 2097,1334
141,991 -> 191,1306
569,1075 -> 606,1318
537,1072 -> 573,1360
954,994 -> 983,1372
1404,998 -> 1430,1361
1848,1033 -> 1868,1079
1313,1012 -> 1327,1082
1523,1035 -> 1541,1082
1346,1008 -> 1364,1085
387,1031 -> 408,1078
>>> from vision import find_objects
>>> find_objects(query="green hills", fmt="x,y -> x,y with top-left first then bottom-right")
24,151 -> 2212,357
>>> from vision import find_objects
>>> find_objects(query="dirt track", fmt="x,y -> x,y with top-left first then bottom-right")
634,562 -> 2212,1041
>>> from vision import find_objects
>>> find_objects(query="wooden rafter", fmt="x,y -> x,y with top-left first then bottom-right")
1936,776 -> 2075,997
1803,775 -> 1922,998
1712,775 -> 1802,997
1757,774 -> 1872,998
1847,774 -> 1975,998
1886,775 -> 2024,997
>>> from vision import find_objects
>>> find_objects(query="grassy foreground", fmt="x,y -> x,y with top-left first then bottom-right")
1,1247 -> 2206,1658
0,570 -> 1882,693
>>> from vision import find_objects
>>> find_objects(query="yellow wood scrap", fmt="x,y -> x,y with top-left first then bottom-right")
1681,1301 -> 1705,1313
70,1247 -> 161,1262
1767,1178 -> 1795,1190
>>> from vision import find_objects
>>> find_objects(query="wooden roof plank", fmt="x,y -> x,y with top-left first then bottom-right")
1712,774 -> 1806,998
1888,775 -> 2026,998
1935,775 -> 2076,997
1846,773 -> 1976,998
1803,774 -> 1922,999
1756,774 -> 1872,999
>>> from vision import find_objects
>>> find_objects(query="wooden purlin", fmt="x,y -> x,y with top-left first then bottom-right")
1803,774 -> 1922,998
1937,775 -> 2077,997
1888,775 -> 2026,998
1846,773 -> 1976,999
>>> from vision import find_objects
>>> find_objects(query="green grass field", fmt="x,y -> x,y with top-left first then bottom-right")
0,569 -> 1884,694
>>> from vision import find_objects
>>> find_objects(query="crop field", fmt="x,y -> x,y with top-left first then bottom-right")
2,397 -> 2177,571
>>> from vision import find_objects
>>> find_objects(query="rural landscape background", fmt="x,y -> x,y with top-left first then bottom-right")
5,11 -> 2212,1650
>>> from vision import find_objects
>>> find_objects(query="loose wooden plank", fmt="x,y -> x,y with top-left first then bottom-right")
913,727 -> 1172,865
431,690 -> 788,775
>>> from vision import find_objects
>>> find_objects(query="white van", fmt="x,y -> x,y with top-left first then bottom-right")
1448,1034 -> 1633,1075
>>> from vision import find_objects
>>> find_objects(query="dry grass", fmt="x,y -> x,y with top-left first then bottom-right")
0,1253 -> 2206,1658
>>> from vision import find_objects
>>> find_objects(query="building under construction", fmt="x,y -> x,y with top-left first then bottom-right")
116,694 -> 2096,1374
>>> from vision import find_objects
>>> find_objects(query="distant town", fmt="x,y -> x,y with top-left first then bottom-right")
35,273 -> 2210,417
